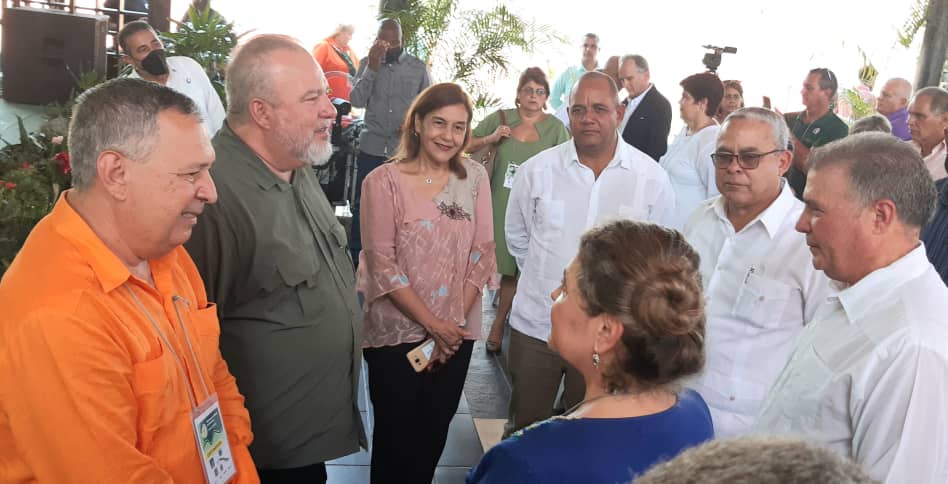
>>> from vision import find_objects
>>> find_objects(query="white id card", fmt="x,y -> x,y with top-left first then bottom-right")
191,394 -> 237,484
503,163 -> 521,189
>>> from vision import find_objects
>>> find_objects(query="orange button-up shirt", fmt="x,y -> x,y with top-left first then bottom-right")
0,193 -> 259,484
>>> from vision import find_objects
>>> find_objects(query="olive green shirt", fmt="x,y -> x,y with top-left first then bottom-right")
185,123 -> 365,468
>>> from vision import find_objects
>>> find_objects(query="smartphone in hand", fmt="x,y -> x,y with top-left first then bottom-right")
407,339 -> 436,372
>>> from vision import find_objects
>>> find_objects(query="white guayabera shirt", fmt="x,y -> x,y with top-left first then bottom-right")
755,245 -> 948,484
682,181 -> 831,438
504,136 -> 675,342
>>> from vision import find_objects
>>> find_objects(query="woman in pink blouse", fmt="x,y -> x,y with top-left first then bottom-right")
357,83 -> 498,483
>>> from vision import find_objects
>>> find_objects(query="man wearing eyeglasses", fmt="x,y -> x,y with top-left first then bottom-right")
782,68 -> 848,199
682,107 -> 831,438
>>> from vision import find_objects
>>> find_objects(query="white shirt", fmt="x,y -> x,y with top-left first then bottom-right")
132,56 -> 226,136
683,182 -> 831,438
505,137 -> 675,341
754,245 -> 948,483
618,84 -> 654,134
918,139 -> 947,181
659,125 -> 721,229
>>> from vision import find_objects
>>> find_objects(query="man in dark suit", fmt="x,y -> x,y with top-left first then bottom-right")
618,54 -> 672,161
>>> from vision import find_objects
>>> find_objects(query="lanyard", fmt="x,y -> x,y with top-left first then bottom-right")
124,284 -> 210,409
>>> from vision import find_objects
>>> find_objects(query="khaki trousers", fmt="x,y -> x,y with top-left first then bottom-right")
505,328 -> 585,435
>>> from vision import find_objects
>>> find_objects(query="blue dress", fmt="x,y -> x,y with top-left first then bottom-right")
466,390 -> 714,483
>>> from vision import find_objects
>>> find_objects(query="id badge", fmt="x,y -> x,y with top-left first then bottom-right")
191,394 -> 237,484
503,163 -> 520,189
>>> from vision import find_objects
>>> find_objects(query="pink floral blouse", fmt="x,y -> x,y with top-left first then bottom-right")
357,158 -> 499,348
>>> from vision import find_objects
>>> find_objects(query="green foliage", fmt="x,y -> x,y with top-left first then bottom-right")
381,0 -> 565,111
897,0 -> 928,48
0,117 -> 71,272
163,3 -> 251,105
842,88 -> 876,121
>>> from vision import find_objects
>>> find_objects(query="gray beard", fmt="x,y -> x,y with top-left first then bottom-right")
303,139 -> 333,167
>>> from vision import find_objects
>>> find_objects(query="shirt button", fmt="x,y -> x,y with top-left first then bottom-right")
389,109 -> 393,113
729,396 -> 735,401
758,296 -> 765,301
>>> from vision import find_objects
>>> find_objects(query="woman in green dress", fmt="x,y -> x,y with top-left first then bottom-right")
468,67 -> 570,354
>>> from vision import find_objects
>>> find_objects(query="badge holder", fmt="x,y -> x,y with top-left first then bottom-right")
191,394 -> 237,484
126,286 -> 238,484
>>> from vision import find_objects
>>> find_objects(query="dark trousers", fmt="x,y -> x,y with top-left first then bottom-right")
364,340 -> 474,484
257,462 -> 327,484
350,151 -> 388,265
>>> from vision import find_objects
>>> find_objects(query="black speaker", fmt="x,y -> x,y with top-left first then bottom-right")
2,7 -> 108,105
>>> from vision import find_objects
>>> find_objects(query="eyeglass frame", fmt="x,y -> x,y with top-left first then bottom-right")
710,149 -> 786,170
519,87 -> 548,97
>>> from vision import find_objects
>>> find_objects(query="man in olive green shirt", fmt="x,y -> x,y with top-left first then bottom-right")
185,35 -> 365,483
782,67 -> 849,198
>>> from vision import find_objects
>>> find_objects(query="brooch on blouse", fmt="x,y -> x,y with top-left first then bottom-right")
437,201 -> 471,221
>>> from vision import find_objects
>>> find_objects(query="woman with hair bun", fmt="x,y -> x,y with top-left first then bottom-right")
467,220 -> 713,483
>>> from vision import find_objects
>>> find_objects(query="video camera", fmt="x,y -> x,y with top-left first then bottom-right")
702,45 -> 737,73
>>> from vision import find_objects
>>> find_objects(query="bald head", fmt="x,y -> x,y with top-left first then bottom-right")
877,77 -> 912,115
570,71 -> 620,107
378,18 -> 402,47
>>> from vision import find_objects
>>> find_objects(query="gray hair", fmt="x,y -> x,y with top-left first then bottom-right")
914,86 -> 948,116
117,20 -> 156,54
721,107 -> 790,151
633,437 -> 878,484
809,132 -> 936,228
68,77 -> 201,190
620,54 -> 649,73
850,114 -> 892,135
225,34 -> 310,122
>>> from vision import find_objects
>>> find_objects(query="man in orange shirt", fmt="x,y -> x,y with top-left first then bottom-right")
0,78 -> 258,483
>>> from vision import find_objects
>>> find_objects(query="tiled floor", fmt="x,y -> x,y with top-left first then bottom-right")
326,292 -> 511,483
327,357 -> 489,483
0,98 -> 47,144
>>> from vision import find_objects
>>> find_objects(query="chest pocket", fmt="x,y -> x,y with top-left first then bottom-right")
535,199 -> 565,236
130,349 -> 179,453
732,272 -> 794,327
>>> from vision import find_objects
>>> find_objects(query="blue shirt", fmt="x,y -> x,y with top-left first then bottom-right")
922,178 -> 948,284
466,390 -> 713,483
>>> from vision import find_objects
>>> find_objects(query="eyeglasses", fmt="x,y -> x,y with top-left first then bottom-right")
724,94 -> 743,101
519,87 -> 548,97
710,149 -> 785,170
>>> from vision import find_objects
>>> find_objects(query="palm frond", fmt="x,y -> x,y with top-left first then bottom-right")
897,0 -> 928,48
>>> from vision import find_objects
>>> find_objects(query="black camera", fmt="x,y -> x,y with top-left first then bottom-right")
702,45 -> 737,73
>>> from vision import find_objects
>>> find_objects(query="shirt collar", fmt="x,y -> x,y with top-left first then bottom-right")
217,122 -> 294,191
565,136 -> 632,171
833,244 -> 931,322
885,107 -> 909,121
50,192 -> 180,294
711,180 -> 795,238
626,84 -> 654,105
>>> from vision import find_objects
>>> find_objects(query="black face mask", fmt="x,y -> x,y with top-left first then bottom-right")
141,49 -> 169,76
384,47 -> 403,65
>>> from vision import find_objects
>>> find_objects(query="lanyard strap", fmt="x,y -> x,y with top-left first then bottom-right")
124,284 -> 210,408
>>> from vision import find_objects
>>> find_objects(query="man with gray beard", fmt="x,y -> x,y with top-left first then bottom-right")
185,34 -> 365,483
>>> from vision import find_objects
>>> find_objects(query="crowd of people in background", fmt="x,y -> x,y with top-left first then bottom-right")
1,14 -> 948,484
